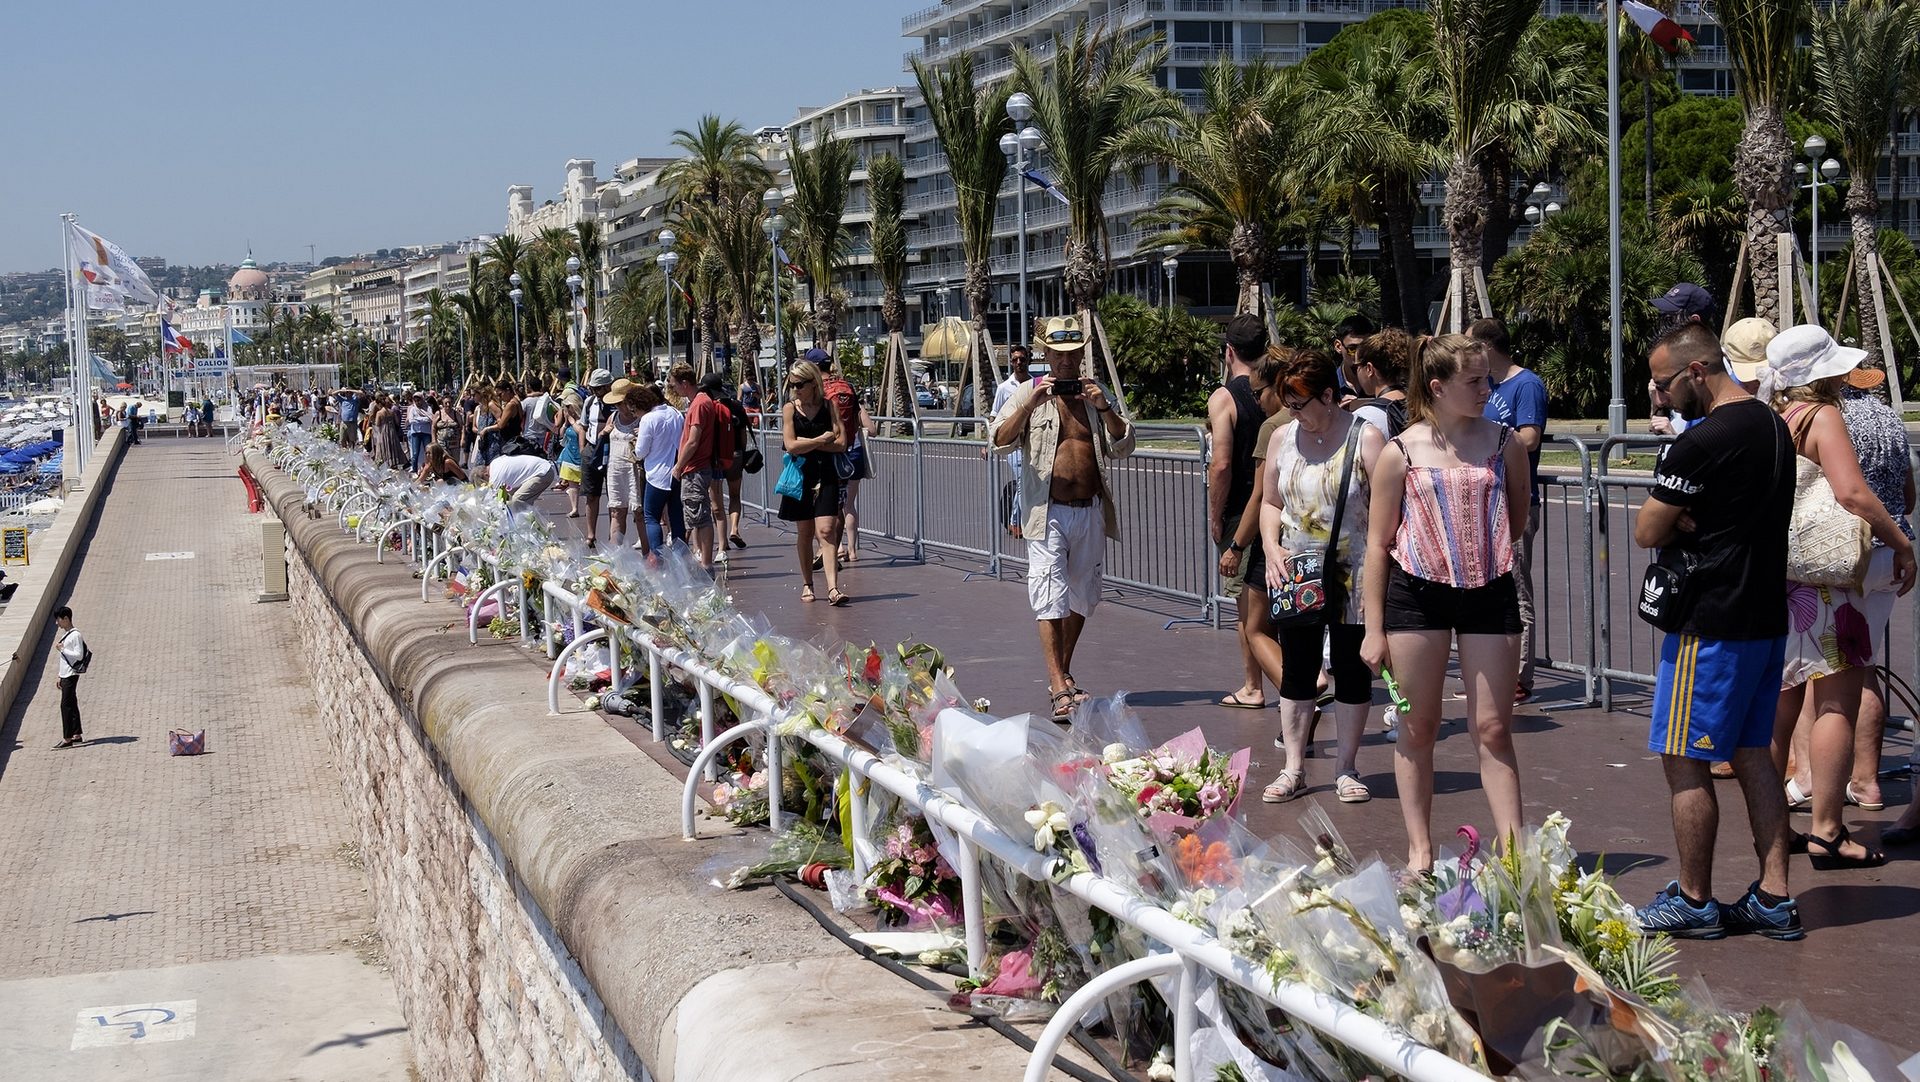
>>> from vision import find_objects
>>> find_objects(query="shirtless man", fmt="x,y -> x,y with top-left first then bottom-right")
989,315 -> 1136,722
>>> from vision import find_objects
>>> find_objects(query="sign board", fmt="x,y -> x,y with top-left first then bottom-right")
1,526 -> 27,566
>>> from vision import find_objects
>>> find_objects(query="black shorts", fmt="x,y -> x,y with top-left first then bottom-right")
1383,565 -> 1522,635
579,460 -> 607,500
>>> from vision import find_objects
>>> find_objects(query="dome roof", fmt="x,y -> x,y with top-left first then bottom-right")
227,257 -> 269,299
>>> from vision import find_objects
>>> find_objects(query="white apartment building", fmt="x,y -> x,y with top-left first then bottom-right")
302,262 -> 368,325
345,264 -> 406,345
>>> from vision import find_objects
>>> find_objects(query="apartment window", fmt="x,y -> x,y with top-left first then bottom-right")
1173,66 -> 1206,90
1305,22 -> 1341,46
875,102 -> 895,124
1172,20 -> 1231,44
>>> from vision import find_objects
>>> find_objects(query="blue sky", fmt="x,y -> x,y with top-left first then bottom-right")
2,0 -> 909,273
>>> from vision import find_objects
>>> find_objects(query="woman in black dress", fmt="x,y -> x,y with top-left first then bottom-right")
780,360 -> 849,604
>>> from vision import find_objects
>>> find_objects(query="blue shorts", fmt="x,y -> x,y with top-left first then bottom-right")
1648,634 -> 1785,762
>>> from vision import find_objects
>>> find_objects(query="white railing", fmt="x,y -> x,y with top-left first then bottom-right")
263,427 -> 1492,1082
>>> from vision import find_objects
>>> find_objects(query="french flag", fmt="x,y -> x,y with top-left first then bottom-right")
162,318 -> 193,356
1022,170 -> 1071,207
1623,0 -> 1694,54
775,244 -> 805,278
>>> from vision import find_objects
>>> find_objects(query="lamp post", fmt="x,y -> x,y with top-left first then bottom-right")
657,229 -> 679,374
1796,135 -> 1842,324
508,272 -> 524,378
565,255 -> 584,378
422,311 -> 433,390
648,318 -> 658,374
1524,182 -> 1562,228
1001,92 -> 1043,345
1161,252 -> 1178,316
764,188 -> 785,375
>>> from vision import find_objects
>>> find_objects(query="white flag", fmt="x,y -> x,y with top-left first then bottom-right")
67,221 -> 159,311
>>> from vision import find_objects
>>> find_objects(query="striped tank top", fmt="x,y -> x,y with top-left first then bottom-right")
1391,427 -> 1514,588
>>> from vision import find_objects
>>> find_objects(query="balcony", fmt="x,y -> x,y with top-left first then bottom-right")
902,0 -> 1151,71
1899,133 -> 1920,153
904,0 -> 966,34
1169,42 -> 1311,64
905,151 -> 951,178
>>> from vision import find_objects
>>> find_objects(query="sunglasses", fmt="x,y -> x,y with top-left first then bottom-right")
1283,392 -> 1315,411
1045,329 -> 1084,344
787,381 -> 808,391
1651,368 -> 1688,393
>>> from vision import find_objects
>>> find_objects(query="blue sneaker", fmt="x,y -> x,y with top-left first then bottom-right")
1636,881 -> 1726,939
1722,882 -> 1805,941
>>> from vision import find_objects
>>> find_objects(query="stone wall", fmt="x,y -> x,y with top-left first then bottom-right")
288,543 -> 647,1082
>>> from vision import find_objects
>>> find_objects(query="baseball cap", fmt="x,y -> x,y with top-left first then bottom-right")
801,348 -> 831,363
1721,317 -> 1777,383
1652,283 -> 1714,318
1040,315 -> 1087,352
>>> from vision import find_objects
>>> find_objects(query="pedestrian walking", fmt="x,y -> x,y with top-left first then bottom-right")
1259,349 -> 1386,805
634,382 -> 687,556
1361,333 -> 1529,872
1630,323 -> 1803,940
1218,345 -> 1297,720
1468,319 -> 1548,703
574,369 -> 616,548
989,315 -> 1137,722
825,357 -> 877,565
52,606 -> 87,748
433,395 -> 464,466
991,343 -> 1035,540
672,367 -> 735,570
1762,326 -> 1914,871
779,360 -> 849,604
1209,315 -> 1272,711
405,393 -> 433,471
337,388 -> 363,449
603,379 -> 643,549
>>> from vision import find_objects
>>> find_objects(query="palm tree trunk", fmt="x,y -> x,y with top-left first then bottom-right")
1063,239 -> 1104,313
1735,105 -> 1793,324
1383,178 -> 1428,333
1479,149 -> 1516,271
1443,152 -> 1489,325
698,296 -> 719,377
1848,182 -> 1886,368
735,319 -> 761,386
1228,224 -> 1263,317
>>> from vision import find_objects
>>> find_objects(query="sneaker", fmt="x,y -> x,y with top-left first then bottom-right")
1382,706 -> 1399,743
1722,882 -> 1806,941
1636,881 -> 1726,940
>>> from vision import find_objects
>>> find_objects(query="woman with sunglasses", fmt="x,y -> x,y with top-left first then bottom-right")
1258,350 -> 1386,805
1362,333 -> 1530,871
780,360 -> 850,605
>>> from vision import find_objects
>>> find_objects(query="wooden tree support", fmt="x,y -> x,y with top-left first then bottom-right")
1434,266 -> 1494,334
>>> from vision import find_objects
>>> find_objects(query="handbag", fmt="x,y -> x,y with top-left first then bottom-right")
1638,405 -> 1783,630
774,453 -> 806,501
741,446 -> 765,475
1270,424 -> 1361,629
168,728 -> 207,756
1784,405 -> 1872,588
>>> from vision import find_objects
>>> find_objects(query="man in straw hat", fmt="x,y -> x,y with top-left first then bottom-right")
989,315 -> 1135,724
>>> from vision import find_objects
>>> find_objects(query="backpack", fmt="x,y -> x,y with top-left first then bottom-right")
823,376 -> 859,442
1354,396 -> 1408,438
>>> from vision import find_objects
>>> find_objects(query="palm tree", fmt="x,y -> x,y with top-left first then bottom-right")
1811,0 -> 1917,369
574,219 -> 605,370
1478,20 -> 1607,267
1717,0 -> 1812,323
1014,25 -> 1181,316
1298,25 -> 1445,330
868,153 -> 913,417
687,188 -> 770,381
785,128 -> 859,348
912,51 -> 1013,415
1428,0 -> 1542,324
605,263 -> 668,371
423,288 -> 460,388
662,116 -> 771,208
1116,58 -> 1296,317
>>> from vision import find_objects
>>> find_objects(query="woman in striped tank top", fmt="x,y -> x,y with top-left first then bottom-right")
1361,333 -> 1532,872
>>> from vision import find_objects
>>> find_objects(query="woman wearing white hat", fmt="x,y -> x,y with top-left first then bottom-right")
1762,325 -> 1916,869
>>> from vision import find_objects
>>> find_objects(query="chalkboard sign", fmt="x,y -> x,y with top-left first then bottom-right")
1,526 -> 27,566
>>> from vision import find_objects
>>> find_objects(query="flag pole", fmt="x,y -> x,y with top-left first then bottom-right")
1607,0 -> 1625,438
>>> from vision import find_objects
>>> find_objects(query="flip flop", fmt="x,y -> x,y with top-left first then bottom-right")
1216,691 -> 1266,709
1845,781 -> 1885,811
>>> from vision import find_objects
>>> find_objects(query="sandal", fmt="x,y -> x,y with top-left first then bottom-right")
1334,773 -> 1371,804
1261,769 -> 1305,804
800,585 -> 815,603
1845,781 -> 1885,811
1784,777 -> 1812,812
1062,674 -> 1091,706
828,588 -> 850,607
1217,691 -> 1266,710
1805,826 -> 1886,871
1049,688 -> 1077,723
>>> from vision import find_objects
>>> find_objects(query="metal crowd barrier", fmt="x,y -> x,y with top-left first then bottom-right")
271,441 -> 1490,1082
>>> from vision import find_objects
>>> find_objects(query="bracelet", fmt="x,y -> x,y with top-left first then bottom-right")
1227,540 -> 1245,553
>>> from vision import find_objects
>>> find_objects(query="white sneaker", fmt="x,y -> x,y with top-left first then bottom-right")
1382,706 -> 1399,743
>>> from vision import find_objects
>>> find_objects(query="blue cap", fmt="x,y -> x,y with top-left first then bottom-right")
801,348 -> 830,363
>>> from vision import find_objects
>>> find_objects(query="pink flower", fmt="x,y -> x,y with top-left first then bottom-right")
1833,601 -> 1873,666
1138,783 -> 1161,806
1786,582 -> 1820,633
1197,783 -> 1225,811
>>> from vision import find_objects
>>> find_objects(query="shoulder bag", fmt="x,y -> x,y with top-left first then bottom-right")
1270,423 -> 1362,629
1783,404 -> 1873,589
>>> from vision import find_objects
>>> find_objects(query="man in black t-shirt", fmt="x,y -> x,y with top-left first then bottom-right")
1632,324 -> 1801,941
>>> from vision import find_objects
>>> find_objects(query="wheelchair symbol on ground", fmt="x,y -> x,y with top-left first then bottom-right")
71,1000 -> 197,1048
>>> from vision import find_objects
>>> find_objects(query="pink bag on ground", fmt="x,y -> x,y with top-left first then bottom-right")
168,729 -> 207,756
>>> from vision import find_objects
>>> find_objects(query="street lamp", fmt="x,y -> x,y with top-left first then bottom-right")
764,187 -> 785,375
508,271 -> 524,378
1161,252 -> 1178,316
648,318 -> 658,373
1002,92 -> 1044,346
1524,182 -> 1562,227
423,311 -> 433,389
565,255 -> 584,378
1796,135 -> 1842,323
657,229 -> 679,373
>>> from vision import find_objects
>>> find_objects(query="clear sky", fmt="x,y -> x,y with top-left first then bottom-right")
2,0 -> 910,273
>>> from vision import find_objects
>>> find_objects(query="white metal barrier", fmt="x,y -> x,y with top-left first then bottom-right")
264,433 -> 1491,1082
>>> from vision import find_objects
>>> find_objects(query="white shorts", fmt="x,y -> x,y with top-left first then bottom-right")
607,460 -> 637,510
1026,499 -> 1105,620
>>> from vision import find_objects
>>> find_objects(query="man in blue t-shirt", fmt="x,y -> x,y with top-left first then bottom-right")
1469,318 -> 1547,702
336,389 -> 362,449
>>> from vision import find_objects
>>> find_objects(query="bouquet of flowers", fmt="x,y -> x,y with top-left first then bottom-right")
710,767 -> 770,827
1099,727 -> 1249,830
866,815 -> 962,927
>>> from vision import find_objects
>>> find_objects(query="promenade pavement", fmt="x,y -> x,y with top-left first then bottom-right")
529,487 -> 1920,1049
0,439 -> 411,1081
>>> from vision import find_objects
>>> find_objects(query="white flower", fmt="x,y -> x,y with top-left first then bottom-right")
1502,910 -> 1523,933
1400,904 -> 1427,931
1147,1048 -> 1176,1082
1024,801 -> 1070,852
1102,742 -> 1132,764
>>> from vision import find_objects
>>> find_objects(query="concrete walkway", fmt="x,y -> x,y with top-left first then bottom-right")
0,440 -> 411,1080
